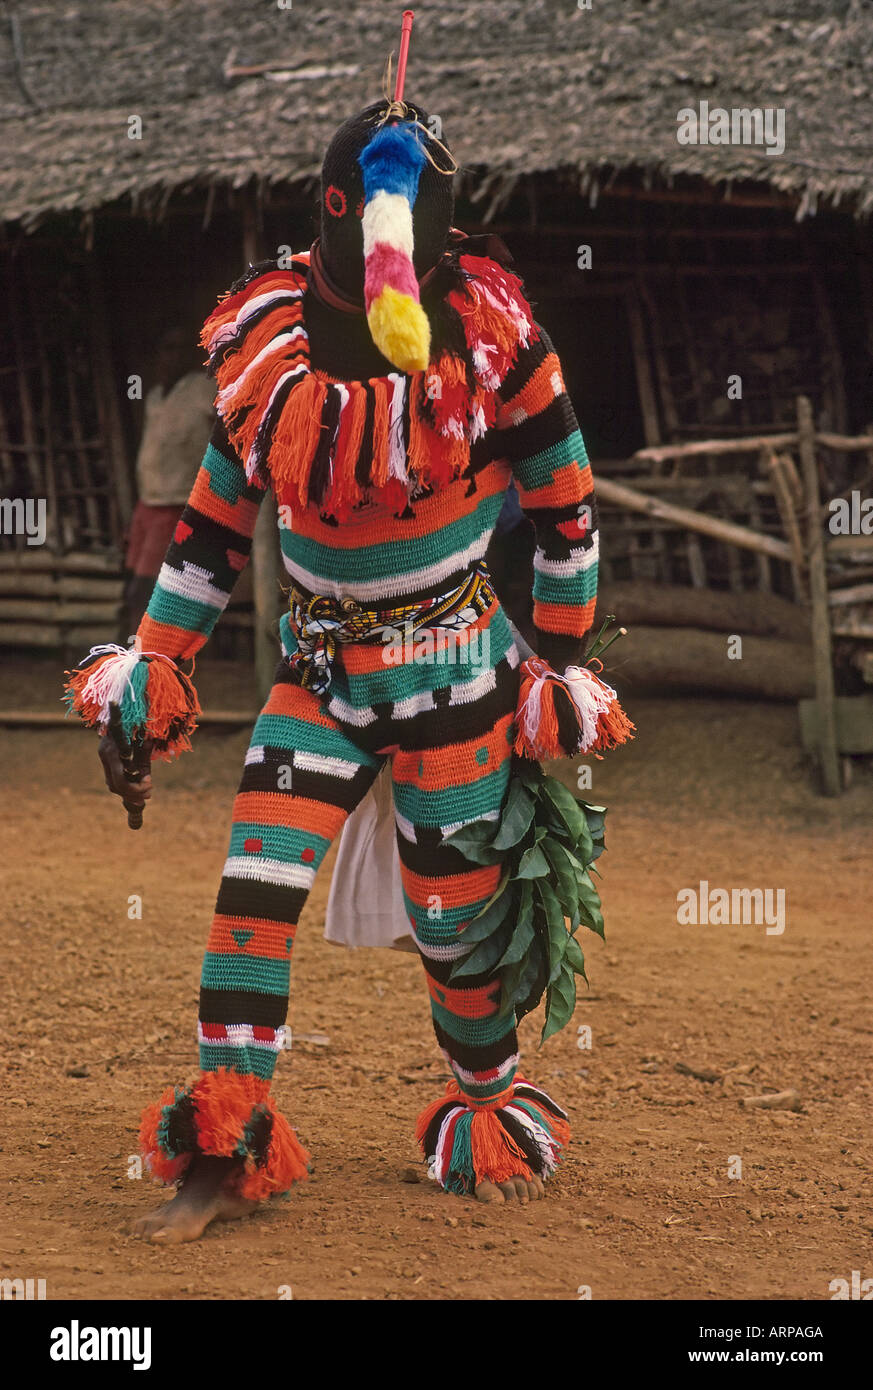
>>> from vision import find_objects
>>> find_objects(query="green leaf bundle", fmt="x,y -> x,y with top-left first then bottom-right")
445,763 -> 607,1045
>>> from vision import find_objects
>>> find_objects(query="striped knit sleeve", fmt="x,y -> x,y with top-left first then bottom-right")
136,416 -> 265,662
494,325 -> 598,671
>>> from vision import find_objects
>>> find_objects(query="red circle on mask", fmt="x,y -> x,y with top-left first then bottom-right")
325,185 -> 347,217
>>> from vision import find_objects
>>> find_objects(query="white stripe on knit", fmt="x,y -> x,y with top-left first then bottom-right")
198,1022 -> 284,1053
533,532 -> 599,579
391,688 -> 437,721
156,559 -> 228,612
323,693 -> 377,728
447,665 -> 496,706
412,937 -> 470,964
244,745 -> 265,766
280,533 -> 490,602
221,856 -> 316,891
448,1052 -> 520,1089
293,749 -> 359,780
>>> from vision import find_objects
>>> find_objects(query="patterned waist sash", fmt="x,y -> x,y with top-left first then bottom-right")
288,563 -> 496,695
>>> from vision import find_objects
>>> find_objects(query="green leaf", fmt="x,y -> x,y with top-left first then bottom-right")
453,882 -> 514,949
576,869 -> 605,938
561,843 -> 590,875
512,948 -> 546,1021
515,843 -> 549,879
541,837 -> 580,916
542,776 -> 591,844
537,878 -> 568,983
541,963 -> 578,1044
491,781 -> 536,851
564,932 -> 588,982
582,804 -> 607,857
495,880 -> 534,969
444,818 -> 493,845
498,957 -> 526,1016
450,916 -> 514,979
496,914 -> 535,969
445,835 -> 504,865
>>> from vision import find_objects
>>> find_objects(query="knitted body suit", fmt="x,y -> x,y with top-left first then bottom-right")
131,243 -> 598,1197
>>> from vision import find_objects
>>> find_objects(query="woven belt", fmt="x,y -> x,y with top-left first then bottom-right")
288,562 -> 496,695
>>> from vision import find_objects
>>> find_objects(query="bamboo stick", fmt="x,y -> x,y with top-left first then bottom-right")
66,355 -> 102,540
0,709 -> 256,726
632,434 -> 798,464
0,623 -> 109,647
827,582 -> 873,605
598,581 -> 809,641
623,288 -> 661,449
797,395 -> 840,797
242,183 -> 281,703
595,475 -> 792,562
86,254 -> 134,528
0,549 -> 121,572
0,573 -> 123,598
764,449 -> 805,599
9,271 -> 43,502
32,310 -> 60,551
0,599 -> 121,622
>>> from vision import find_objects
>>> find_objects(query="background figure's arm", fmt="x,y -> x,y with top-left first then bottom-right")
136,416 -> 266,662
495,324 -> 598,671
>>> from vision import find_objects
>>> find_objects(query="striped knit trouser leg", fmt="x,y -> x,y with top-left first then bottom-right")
139,670 -> 383,1198
393,704 -> 570,1195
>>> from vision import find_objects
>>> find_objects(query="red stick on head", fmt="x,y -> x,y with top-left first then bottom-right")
394,9 -> 415,104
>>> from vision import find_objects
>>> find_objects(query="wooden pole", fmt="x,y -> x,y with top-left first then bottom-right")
595,475 -> 792,562
797,395 -> 840,796
242,184 -> 281,702
764,449 -> 805,599
623,289 -> 661,449
86,254 -> 134,527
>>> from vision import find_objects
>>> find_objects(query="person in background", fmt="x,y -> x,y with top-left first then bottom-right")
121,327 -> 215,637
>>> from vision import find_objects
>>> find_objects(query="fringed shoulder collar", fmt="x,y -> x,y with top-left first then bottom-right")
200,250 -> 538,521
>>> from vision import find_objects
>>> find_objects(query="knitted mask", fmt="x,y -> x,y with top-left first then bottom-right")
318,100 -> 455,370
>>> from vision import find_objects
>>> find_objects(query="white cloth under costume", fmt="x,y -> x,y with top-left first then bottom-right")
325,620 -> 534,950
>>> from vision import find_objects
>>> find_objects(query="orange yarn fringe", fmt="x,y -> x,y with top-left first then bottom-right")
200,252 -> 536,522
513,656 -> 635,761
139,1068 -> 310,1201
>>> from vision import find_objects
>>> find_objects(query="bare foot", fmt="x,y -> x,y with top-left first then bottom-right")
475,1174 -> 546,1204
132,1155 -> 258,1244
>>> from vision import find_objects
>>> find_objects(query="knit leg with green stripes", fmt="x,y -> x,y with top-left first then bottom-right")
139,667 -> 383,1199
380,614 -> 571,1194
393,732 -> 519,1107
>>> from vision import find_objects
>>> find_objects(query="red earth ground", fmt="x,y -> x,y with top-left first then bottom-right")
0,655 -> 870,1300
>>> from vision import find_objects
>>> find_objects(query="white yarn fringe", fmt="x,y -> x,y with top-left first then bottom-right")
519,663 -> 617,754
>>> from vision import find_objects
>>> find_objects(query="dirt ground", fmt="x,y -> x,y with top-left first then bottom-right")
1,654 -> 871,1301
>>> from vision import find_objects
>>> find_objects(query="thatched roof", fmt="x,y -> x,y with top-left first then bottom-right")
2,0 -> 872,229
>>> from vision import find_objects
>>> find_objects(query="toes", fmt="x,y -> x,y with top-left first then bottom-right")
475,1179 -> 506,1204
131,1210 -> 170,1239
475,1174 -> 547,1204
